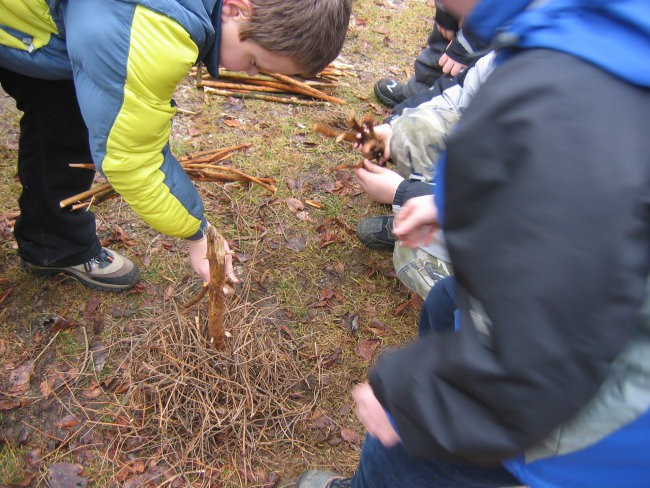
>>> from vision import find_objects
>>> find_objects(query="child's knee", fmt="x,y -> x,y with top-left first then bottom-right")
393,244 -> 451,299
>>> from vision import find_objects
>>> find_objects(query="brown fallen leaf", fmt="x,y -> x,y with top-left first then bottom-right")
321,348 -> 341,369
39,367 -> 79,399
82,296 -> 101,318
0,399 -> 21,411
367,319 -> 388,336
264,472 -> 281,488
115,459 -> 147,483
81,381 -> 102,399
341,427 -> 363,445
285,197 -> 305,213
48,463 -> 88,488
8,361 -> 34,396
356,338 -> 381,362
223,118 -> 241,128
393,299 -> 410,317
55,414 -> 80,430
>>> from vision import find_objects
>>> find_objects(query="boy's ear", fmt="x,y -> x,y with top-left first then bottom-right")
221,0 -> 253,20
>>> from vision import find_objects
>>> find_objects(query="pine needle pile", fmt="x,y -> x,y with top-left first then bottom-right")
193,61 -> 355,106
107,287 -> 323,485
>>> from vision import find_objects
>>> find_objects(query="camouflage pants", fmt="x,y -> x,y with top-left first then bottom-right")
389,106 -> 461,298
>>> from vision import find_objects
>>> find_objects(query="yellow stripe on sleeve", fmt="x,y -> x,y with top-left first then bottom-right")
102,6 -> 201,238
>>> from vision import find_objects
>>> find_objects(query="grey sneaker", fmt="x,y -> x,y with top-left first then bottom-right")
295,470 -> 351,488
22,248 -> 140,292
357,215 -> 396,251
374,78 -> 407,107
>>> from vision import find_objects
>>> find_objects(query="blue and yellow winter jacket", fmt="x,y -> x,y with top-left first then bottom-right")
0,0 -> 225,239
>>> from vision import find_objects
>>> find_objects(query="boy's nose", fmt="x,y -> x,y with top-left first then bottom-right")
246,66 -> 259,76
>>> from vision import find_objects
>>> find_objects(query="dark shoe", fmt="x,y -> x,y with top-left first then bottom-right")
357,215 -> 396,251
296,470 -> 351,488
374,78 -> 407,107
22,248 -> 140,292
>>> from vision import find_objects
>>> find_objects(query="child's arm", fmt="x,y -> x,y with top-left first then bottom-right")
66,4 -> 233,282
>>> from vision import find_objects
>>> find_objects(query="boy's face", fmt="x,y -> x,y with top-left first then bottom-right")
440,0 -> 480,18
219,0 -> 302,76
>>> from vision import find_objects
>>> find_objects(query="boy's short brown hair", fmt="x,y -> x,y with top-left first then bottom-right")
239,0 -> 353,75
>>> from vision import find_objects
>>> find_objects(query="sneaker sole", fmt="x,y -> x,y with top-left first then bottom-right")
22,261 -> 140,292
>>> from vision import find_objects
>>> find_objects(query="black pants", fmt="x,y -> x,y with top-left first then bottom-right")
0,67 -> 101,266
405,24 -> 450,97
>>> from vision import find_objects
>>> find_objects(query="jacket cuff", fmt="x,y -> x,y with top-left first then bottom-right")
393,180 -> 434,209
186,218 -> 209,241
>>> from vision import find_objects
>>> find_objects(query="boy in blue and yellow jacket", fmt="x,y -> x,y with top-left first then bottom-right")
0,0 -> 352,291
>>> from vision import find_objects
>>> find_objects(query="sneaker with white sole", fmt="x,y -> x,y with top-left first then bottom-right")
374,78 -> 407,107
295,470 -> 352,488
22,248 -> 140,292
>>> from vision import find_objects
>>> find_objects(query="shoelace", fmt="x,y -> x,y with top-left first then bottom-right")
82,249 -> 114,272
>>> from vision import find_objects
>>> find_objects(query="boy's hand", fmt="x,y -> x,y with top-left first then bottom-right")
354,123 -> 393,163
353,382 -> 401,447
354,160 -> 404,204
393,195 -> 439,248
439,51 -> 467,76
188,236 -> 240,293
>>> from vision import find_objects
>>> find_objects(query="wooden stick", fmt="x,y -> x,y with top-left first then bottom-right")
259,70 -> 346,105
198,79 -> 284,94
181,143 -> 251,161
238,77 -> 337,90
206,165 -> 276,191
206,226 -> 227,351
217,70 -> 278,82
183,283 -> 208,309
68,163 -> 96,170
313,123 -> 356,143
203,87 -> 328,106
241,78 -> 341,101
59,182 -> 112,208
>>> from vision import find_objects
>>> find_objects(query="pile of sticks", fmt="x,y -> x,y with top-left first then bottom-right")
192,61 -> 354,106
60,144 -> 275,211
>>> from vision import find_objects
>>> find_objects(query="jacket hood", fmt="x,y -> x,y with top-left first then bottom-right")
464,0 -> 650,86
201,0 -> 222,77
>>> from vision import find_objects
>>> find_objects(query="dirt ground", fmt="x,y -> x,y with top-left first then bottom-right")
0,1 -> 434,486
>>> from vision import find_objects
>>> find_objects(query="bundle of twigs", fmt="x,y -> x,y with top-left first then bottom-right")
192,61 -> 354,106
314,111 -> 386,166
60,144 -> 276,211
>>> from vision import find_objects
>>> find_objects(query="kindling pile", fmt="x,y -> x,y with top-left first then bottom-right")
192,61 -> 355,106
60,144 -> 275,211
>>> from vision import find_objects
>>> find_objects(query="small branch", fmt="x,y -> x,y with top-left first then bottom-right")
59,182 -> 113,208
183,283 -> 208,309
206,227 -> 227,351
259,70 -> 346,105
198,80 -> 284,94
203,87 -> 328,106
68,163 -> 96,170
